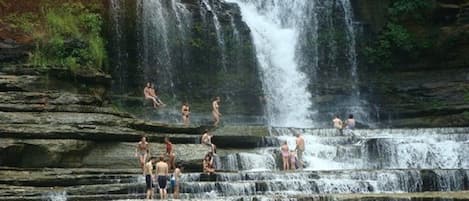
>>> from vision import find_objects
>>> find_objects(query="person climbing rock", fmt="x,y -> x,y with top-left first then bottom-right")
136,136 -> 150,174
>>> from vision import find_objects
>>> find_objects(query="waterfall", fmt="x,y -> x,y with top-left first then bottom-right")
137,0 -> 191,98
227,0 -> 368,127
200,0 -> 228,72
108,0 -> 128,93
227,0 -> 314,128
44,191 -> 67,201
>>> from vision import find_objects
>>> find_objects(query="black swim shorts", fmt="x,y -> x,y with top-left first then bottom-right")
158,175 -> 167,189
145,175 -> 153,190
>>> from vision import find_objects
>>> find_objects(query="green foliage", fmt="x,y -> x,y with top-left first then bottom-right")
364,0 -> 434,68
388,0 -> 432,20
8,2 -> 107,70
464,89 -> 469,103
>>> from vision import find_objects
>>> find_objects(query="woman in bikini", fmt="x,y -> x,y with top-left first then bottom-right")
181,102 -> 190,126
280,141 -> 290,170
135,136 -> 150,173
212,96 -> 221,127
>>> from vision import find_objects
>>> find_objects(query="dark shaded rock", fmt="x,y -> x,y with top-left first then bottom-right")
129,120 -> 214,134
0,139 -> 207,169
199,173 -> 218,181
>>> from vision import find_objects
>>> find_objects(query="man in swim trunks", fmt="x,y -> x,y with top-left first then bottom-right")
144,157 -> 157,199
295,133 -> 305,169
150,83 -> 165,106
333,115 -> 344,135
144,82 -> 159,109
156,155 -> 169,199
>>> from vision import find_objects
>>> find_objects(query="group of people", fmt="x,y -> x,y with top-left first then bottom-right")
201,129 -> 217,174
332,114 -> 356,135
135,129 -> 220,199
136,136 -> 181,200
144,82 -> 222,127
280,133 -> 305,171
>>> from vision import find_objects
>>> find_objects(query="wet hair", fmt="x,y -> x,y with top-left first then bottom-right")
159,155 -> 165,161
164,137 -> 169,142
150,156 -> 157,161
141,136 -> 147,140
349,114 -> 354,119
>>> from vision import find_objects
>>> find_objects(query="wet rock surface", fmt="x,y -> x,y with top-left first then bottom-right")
0,65 -> 271,200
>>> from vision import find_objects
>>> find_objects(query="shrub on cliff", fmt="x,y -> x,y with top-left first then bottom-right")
3,1 -> 107,71
364,0 -> 434,68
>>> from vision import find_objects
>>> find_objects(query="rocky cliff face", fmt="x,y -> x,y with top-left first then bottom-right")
106,0 -> 264,121
353,0 -> 469,127
0,63 -> 271,200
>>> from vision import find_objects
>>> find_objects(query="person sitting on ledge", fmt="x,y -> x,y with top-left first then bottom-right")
144,82 -> 160,109
201,129 -> 217,154
203,154 -> 215,175
149,83 -> 165,107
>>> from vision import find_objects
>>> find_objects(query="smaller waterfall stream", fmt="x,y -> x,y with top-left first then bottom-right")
201,0 -> 228,71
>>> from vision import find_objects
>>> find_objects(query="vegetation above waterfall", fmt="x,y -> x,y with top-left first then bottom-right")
364,0 -> 434,68
1,0 -> 106,71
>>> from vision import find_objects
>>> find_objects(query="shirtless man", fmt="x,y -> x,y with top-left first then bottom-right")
150,83 -> 165,106
333,115 -> 344,135
164,137 -> 176,170
201,129 -> 216,154
144,157 -> 156,199
156,156 -> 169,200
212,96 -> 221,127
181,102 -> 190,126
295,133 -> 305,169
144,82 -> 159,108
135,136 -> 150,173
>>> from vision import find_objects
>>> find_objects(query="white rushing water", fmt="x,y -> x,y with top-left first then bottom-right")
226,0 -> 314,128
275,127 -> 469,170
201,0 -> 228,71
138,0 -> 191,96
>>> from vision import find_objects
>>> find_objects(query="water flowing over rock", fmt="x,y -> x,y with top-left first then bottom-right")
107,0 -> 264,122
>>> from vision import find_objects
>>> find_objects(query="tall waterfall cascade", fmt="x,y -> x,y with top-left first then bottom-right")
226,0 -> 368,127
226,0 -> 314,128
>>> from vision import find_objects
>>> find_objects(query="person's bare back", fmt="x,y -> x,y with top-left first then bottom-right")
156,160 -> 168,176
296,135 -> 305,151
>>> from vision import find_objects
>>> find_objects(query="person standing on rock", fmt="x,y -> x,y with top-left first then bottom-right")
136,136 -> 150,174
212,96 -> 221,127
164,137 -> 176,171
280,142 -> 290,170
144,82 -> 159,109
181,102 -> 190,126
344,114 -> 356,136
333,115 -> 344,135
156,155 -> 169,200
172,164 -> 182,199
295,133 -> 305,169
144,157 -> 156,199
